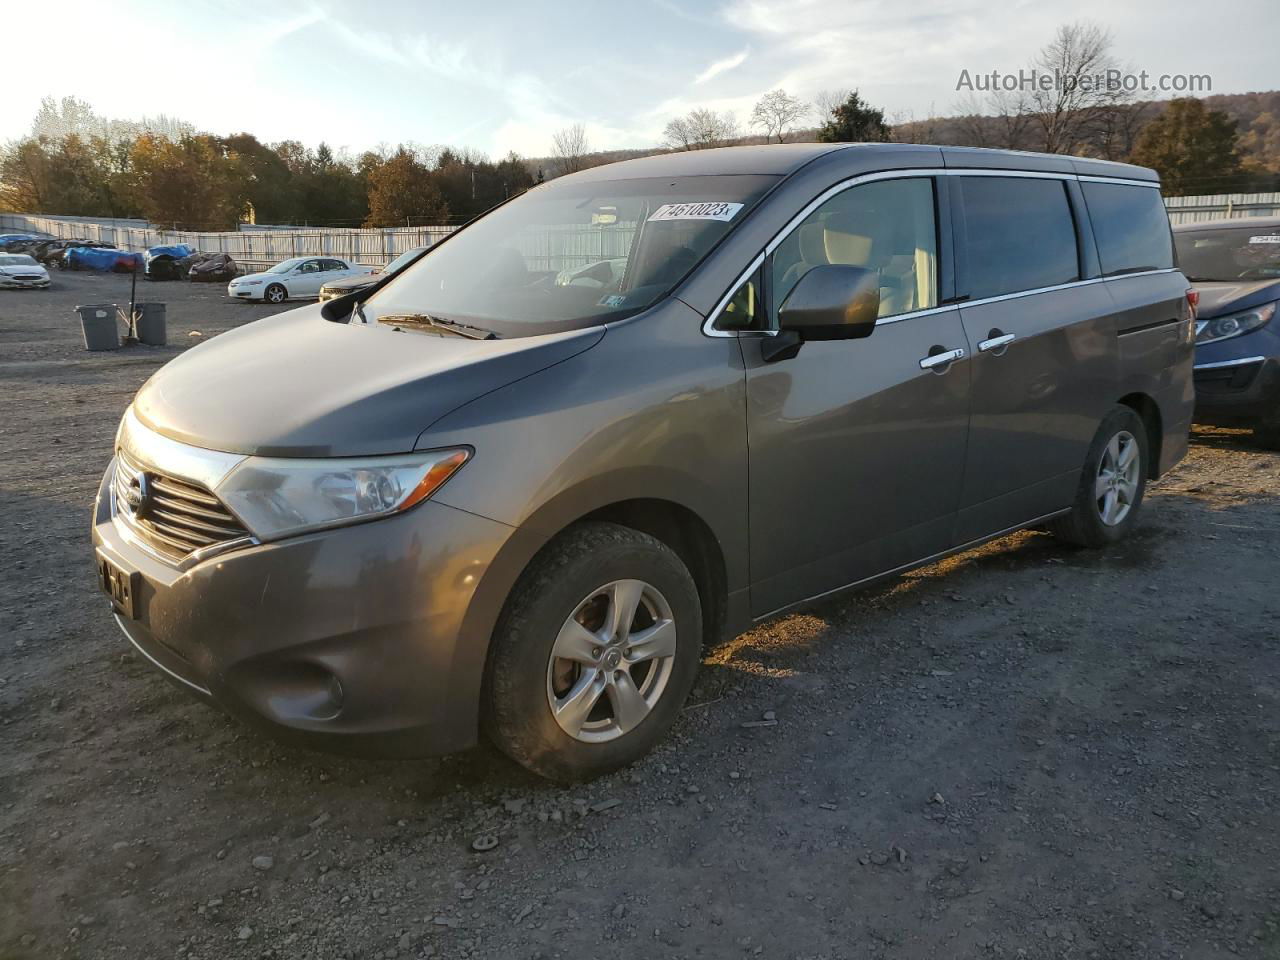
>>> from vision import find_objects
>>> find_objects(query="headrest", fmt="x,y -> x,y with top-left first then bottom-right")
797,223 -> 828,265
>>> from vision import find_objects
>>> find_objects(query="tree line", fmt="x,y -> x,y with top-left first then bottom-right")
0,97 -> 538,231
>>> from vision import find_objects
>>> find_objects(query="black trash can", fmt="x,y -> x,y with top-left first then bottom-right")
133,302 -> 167,346
76,304 -> 119,351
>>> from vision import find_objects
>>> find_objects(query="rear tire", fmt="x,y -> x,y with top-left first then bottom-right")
484,522 -> 702,782
1049,406 -> 1148,548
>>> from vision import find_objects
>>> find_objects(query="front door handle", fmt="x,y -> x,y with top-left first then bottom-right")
919,347 -> 965,371
978,332 -> 1016,353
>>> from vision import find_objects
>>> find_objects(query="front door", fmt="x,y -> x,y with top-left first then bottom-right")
733,176 -> 972,617
291,258 -> 327,296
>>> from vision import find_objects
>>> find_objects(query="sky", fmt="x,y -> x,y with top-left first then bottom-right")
5,0 -> 1275,159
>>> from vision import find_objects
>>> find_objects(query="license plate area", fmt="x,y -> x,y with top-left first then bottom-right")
97,550 -> 141,620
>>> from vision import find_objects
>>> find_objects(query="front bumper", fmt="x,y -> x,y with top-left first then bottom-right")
1193,355 -> 1280,426
228,285 -> 260,299
0,276 -> 49,288
91,461 -> 519,757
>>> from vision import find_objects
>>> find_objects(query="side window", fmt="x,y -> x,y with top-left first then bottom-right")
299,260 -> 320,273
958,177 -> 1079,299
1081,182 -> 1174,276
770,177 -> 938,323
716,267 -> 763,330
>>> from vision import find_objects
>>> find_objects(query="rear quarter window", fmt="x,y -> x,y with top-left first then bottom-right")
958,177 -> 1080,299
1082,181 -> 1173,276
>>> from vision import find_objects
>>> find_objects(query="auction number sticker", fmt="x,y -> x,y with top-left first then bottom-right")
648,202 -> 744,222
1248,235 -> 1280,244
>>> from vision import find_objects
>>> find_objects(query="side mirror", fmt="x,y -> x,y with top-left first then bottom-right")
777,264 -> 880,340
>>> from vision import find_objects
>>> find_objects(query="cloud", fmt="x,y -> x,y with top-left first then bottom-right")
693,47 -> 751,84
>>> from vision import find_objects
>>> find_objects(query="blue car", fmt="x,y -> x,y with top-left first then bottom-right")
1174,217 -> 1280,447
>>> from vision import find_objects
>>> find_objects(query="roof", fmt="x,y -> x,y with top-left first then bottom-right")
1173,215 -> 1280,231
558,142 -> 1158,184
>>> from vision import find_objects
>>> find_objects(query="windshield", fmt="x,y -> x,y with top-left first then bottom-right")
1174,226 -> 1280,281
0,254 -> 37,266
384,247 -> 427,274
267,258 -> 304,274
366,174 -> 779,336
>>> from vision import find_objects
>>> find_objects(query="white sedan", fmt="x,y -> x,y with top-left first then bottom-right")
227,257 -> 373,304
0,253 -> 50,289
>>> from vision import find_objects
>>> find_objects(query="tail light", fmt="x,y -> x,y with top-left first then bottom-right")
1185,288 -> 1200,321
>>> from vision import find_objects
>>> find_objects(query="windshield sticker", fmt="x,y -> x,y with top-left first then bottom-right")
1248,235 -> 1280,244
598,294 -> 627,308
647,202 -> 744,223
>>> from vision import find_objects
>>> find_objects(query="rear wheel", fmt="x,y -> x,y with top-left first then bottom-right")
484,522 -> 702,782
265,283 -> 287,304
1050,406 -> 1148,547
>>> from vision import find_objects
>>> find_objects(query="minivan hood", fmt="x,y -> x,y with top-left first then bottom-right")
1191,279 -> 1280,318
133,306 -> 605,457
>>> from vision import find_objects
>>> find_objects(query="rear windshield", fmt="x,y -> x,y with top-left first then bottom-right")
366,174 -> 779,336
1174,226 -> 1280,282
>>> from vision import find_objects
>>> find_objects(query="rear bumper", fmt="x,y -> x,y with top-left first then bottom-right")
91,462 -> 522,757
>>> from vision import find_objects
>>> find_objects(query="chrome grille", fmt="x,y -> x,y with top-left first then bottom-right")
113,448 -> 251,561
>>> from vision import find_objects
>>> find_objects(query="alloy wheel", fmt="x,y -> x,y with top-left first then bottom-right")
546,579 -> 677,743
1095,429 -> 1140,526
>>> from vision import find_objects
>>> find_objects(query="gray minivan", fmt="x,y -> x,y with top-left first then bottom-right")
92,144 -> 1195,781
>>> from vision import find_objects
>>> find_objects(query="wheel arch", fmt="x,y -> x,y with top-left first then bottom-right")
447,492 -> 734,747
1117,392 -> 1163,479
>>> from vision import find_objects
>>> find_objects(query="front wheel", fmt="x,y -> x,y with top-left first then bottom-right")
484,522 -> 702,782
1050,406 -> 1149,547
264,283 -> 287,304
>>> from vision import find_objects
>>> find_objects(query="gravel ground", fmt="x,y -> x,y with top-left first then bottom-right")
2,272 -> 1278,960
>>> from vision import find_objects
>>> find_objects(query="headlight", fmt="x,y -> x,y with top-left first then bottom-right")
216,448 -> 470,541
238,279 -> 263,286
1196,301 -> 1276,345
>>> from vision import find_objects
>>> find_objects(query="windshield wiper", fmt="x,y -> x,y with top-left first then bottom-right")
377,313 -> 500,340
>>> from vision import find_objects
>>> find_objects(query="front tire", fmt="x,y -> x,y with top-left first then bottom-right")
1050,406 -> 1148,547
265,283 -> 287,304
484,522 -> 702,782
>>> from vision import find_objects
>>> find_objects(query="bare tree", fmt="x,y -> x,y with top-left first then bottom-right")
951,93 -> 993,147
1094,100 -> 1151,161
551,123 -> 590,176
1030,21 -> 1132,154
663,109 -> 741,150
749,89 -> 810,143
813,88 -> 852,122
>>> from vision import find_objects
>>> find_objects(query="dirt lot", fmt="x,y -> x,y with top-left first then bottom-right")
1,272 -> 1278,960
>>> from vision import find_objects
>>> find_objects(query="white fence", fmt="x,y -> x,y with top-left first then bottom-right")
1164,193 -> 1280,225
7,190 -> 1280,270
0,213 -> 457,272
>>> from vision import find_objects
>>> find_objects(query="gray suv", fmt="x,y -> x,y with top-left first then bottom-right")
92,144 -> 1195,781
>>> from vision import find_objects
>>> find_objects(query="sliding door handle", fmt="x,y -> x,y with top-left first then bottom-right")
919,347 -> 965,371
978,332 -> 1016,353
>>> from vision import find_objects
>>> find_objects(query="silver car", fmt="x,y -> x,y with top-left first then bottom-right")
92,144 -> 1194,781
